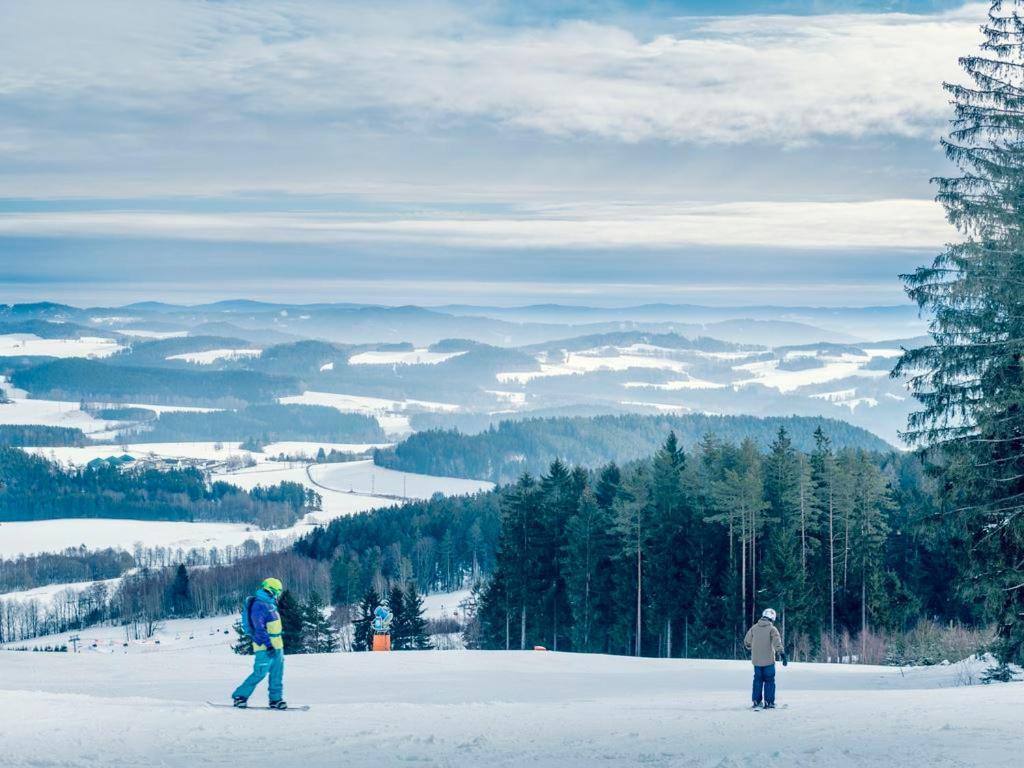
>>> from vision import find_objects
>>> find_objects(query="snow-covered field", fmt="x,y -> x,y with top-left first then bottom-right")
0,518 -> 297,559
279,391 -> 460,437
348,349 -> 466,366
23,441 -> 389,468
0,333 -> 122,358
732,357 -> 890,394
0,644 -> 1017,767
0,577 -> 124,606
166,348 -> 262,364
0,393 -> 118,434
308,460 -> 493,499
1,457 -> 484,560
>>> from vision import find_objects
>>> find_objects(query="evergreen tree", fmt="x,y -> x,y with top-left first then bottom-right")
562,488 -> 616,652
232,619 -> 253,656
388,583 -> 410,649
404,582 -> 432,650
809,428 -> 837,642
894,0 -> 1024,664
302,591 -> 339,653
613,465 -> 651,656
168,564 -> 192,616
352,588 -> 380,652
277,589 -> 306,655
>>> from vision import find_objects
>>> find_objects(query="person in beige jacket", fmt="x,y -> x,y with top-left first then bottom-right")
744,608 -> 786,709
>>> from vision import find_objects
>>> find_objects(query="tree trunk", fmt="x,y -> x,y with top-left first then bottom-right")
751,502 -> 757,626
635,541 -> 642,657
520,602 -> 526,651
829,481 -> 836,644
666,617 -> 672,658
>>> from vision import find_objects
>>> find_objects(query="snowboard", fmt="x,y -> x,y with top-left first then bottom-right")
207,701 -> 310,711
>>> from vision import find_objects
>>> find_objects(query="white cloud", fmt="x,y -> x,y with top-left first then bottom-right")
0,1 -> 985,152
0,198 -> 953,249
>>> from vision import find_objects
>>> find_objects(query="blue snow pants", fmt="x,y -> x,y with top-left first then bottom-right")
752,664 -> 776,705
233,650 -> 285,702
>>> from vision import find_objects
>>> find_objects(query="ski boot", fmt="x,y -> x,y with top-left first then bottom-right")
232,696 -> 248,709
269,700 -> 288,710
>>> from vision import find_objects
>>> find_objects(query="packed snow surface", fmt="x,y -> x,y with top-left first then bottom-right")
0,645 -> 1018,767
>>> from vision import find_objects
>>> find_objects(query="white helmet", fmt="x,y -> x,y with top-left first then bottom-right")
762,608 -> 777,622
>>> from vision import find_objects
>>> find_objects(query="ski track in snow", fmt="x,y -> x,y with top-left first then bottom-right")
0,648 -> 1018,767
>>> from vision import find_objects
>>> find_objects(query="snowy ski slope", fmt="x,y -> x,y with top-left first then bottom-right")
0,644 -> 1018,767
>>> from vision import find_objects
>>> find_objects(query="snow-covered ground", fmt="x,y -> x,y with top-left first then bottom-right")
0,333 -> 122,358
279,391 -> 460,437
1,457 -> 484,560
0,393 -> 119,435
498,347 -> 696,384
0,644 -> 1017,767
166,348 -> 262,364
22,441 -> 388,468
348,349 -> 466,366
0,518 -> 298,559
0,577 -> 124,606
732,357 -> 890,394
308,460 -> 493,499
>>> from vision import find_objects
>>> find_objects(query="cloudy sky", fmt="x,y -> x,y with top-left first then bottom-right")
0,0 -> 987,306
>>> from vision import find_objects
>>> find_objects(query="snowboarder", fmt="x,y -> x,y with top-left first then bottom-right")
232,577 -> 287,710
744,607 -> 786,709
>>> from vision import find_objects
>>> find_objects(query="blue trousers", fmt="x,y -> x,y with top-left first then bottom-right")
752,664 -> 776,705
233,650 -> 284,702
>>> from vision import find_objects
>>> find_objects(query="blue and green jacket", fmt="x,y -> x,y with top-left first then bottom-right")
248,588 -> 284,652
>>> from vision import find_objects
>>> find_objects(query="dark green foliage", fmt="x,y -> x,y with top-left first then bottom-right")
387,584 -> 408,647
0,448 -> 315,527
387,582 -> 432,650
10,358 -> 299,407
351,588 -> 381,652
893,1 -> 1024,665
232,619 -> 254,656
376,414 -> 894,483
469,433 -> 976,659
0,425 -> 89,447
296,492 -> 502,595
0,547 -> 135,593
403,582 -> 432,650
93,407 -> 157,422
277,590 -> 305,655
126,403 -> 385,443
301,591 -> 339,653
110,336 -> 252,367
168,564 -> 193,616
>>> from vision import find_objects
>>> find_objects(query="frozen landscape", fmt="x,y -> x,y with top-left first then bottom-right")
0,640 -> 1018,768
5,2 -> 1024,766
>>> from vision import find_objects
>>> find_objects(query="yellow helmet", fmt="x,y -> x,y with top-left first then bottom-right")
261,577 -> 283,597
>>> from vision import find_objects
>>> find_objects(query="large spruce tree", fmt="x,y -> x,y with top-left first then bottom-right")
895,0 -> 1024,664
